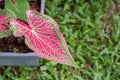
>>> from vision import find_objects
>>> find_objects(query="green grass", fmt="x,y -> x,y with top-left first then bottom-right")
1,0 -> 120,80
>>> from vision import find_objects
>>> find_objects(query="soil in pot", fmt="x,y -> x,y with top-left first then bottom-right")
0,35 -> 33,53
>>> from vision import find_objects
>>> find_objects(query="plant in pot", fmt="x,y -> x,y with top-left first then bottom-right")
0,0 -> 78,67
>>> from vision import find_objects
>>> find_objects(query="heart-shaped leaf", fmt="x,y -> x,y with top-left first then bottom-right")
10,10 -> 78,67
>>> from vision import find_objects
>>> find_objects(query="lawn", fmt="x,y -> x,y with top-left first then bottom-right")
0,0 -> 120,80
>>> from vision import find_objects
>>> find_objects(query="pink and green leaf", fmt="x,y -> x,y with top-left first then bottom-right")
10,19 -> 29,37
0,15 -> 6,32
0,15 -> 11,38
10,10 -> 78,67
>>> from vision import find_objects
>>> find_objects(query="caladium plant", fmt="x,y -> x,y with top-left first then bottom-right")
0,0 -> 78,67
0,15 -> 11,38
0,15 -> 6,33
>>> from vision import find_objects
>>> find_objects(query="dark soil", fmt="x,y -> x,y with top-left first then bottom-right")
0,35 -> 33,53
29,0 -> 40,11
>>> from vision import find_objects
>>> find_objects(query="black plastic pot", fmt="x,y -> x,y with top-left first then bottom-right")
0,0 -> 45,66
